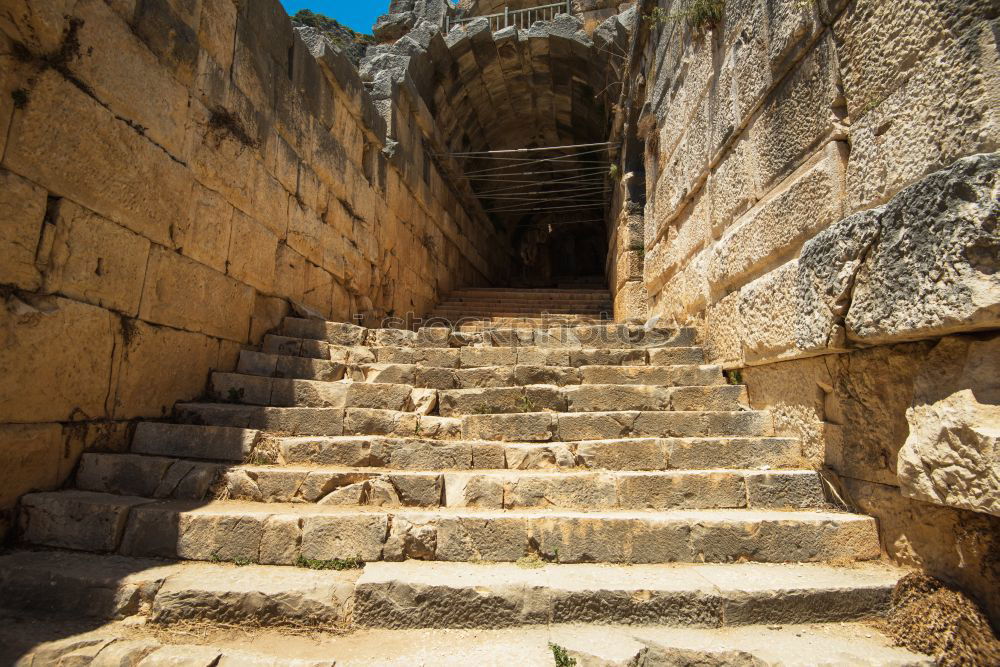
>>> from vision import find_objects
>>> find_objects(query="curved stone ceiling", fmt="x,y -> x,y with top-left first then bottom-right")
361,10 -> 632,258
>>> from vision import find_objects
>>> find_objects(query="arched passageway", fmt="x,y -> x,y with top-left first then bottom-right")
363,8 -> 632,287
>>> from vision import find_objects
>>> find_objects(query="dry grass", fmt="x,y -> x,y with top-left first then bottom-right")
879,573 -> 1000,666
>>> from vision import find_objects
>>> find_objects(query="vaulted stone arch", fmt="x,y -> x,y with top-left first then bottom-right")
356,10 -> 633,285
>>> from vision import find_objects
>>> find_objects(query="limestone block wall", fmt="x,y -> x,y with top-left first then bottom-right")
635,0 -> 999,622
0,0 -> 504,534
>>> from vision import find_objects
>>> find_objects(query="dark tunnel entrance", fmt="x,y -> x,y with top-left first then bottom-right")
389,11 -> 630,289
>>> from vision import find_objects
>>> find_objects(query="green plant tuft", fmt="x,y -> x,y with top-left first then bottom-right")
295,555 -> 365,571
646,0 -> 725,33
233,555 -> 254,567
549,642 -> 577,667
724,369 -> 744,386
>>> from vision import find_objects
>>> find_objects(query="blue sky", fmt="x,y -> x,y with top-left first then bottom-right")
280,1 -> 391,34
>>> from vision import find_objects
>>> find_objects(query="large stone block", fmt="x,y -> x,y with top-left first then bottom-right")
3,70 -> 193,248
0,423 -> 62,508
844,152 -> 1000,344
708,142 -> 846,298
113,321 -> 220,419
198,0 -> 239,72
842,14 -> 1000,211
708,133 -> 760,236
173,184 -> 234,275
21,491 -> 151,552
0,0 -> 77,53
0,167 -> 46,290
43,200 -> 151,316
69,0 -> 190,158
702,291 -> 744,368
227,209 -> 278,293
898,335 -> 1000,516
749,34 -> 843,191
139,245 -> 254,342
0,293 -> 119,423
737,260 -> 803,365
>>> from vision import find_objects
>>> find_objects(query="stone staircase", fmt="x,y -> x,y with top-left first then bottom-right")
0,307 -> 928,664
427,286 -> 613,329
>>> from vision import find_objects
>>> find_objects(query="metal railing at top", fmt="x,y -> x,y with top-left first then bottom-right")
445,1 -> 572,33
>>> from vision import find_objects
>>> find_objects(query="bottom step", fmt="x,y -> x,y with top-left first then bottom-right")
2,615 -> 932,666
0,550 -> 906,629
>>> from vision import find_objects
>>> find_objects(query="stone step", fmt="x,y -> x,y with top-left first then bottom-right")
209,373 -> 432,412
175,404 -> 772,441
0,550 -> 357,627
440,294 -> 612,303
0,552 -> 918,650
239,350 -> 718,387
174,403 -> 462,438
437,384 -> 745,415
429,308 -> 610,317
279,317 -> 698,349
133,427 -> 804,470
433,302 -> 610,311
11,623 -> 931,667
353,561 -> 906,630
448,288 -> 610,298
433,303 -> 611,313
131,422 -> 263,461
372,345 -> 705,367
19,491 -> 879,564
460,409 -> 773,441
75,453 -> 827,510
278,436 -> 805,471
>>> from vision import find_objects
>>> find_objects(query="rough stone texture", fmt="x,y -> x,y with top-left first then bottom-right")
745,336 -> 1000,624
842,153 -> 999,344
0,293 -> 119,424
0,168 -> 46,291
0,424 -> 63,508
898,335 -> 999,516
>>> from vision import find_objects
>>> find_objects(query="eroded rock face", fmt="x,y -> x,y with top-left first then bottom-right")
796,152 -> 1000,353
898,335 -> 1000,517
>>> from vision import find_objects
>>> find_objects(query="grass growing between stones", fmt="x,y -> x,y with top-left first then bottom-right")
295,555 -> 365,571
549,642 -> 576,667
516,554 -> 545,569
646,0 -> 725,33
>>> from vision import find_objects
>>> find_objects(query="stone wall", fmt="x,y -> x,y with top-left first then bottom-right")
634,0 -> 999,624
0,0 -> 505,534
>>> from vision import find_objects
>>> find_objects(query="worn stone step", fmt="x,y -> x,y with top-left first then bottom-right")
373,345 -> 705,367
353,561 -> 906,630
448,288 -> 610,298
3,614 -> 932,667
239,352 -> 720,389
74,453 -> 827,510
435,305 -> 611,312
429,309 -> 609,318
278,435 -> 805,471
258,338 -> 707,370
19,492 -> 879,565
0,552 -> 920,661
174,403 -> 464,439
0,550 -> 356,627
460,409 -> 773,441
175,403 -> 769,442
280,317 -> 697,349
209,373 -> 431,412
238,349 -> 347,381
440,295 -> 612,304
437,384 -> 742,416
131,422 -> 262,462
